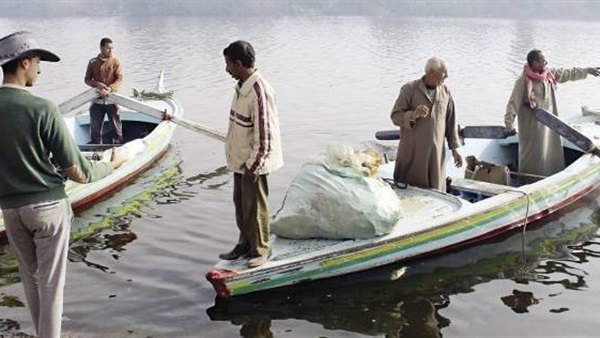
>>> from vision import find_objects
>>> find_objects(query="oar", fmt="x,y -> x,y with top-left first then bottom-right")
58,88 -> 99,114
106,92 -> 226,142
375,126 -> 515,141
532,107 -> 600,157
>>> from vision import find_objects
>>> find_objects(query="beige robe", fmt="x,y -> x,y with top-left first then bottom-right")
391,78 -> 461,191
505,68 -> 588,176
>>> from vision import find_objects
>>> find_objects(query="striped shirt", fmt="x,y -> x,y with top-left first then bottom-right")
225,70 -> 283,175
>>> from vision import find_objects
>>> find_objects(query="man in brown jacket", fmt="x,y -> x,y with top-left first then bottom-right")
390,57 -> 462,192
84,37 -> 124,144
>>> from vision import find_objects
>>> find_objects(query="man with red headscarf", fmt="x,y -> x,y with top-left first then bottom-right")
504,49 -> 599,176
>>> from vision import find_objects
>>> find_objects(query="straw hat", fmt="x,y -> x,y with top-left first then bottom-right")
0,31 -> 59,66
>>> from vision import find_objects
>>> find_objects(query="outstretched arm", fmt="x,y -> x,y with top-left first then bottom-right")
552,67 -> 598,83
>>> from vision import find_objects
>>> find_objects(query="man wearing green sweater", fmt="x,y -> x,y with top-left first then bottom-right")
0,31 -> 125,338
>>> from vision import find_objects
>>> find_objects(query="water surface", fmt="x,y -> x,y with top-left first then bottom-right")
1,16 -> 600,337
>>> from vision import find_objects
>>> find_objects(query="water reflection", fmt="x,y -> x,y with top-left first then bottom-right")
68,152 -> 230,273
0,147 -> 231,337
208,200 -> 600,337
501,289 -> 540,313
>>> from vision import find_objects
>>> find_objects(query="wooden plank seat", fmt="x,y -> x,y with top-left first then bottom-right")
78,143 -> 121,151
450,176 -> 516,196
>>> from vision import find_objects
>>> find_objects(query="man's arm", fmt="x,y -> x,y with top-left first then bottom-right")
84,59 -> 108,91
108,59 -> 124,92
505,77 -> 524,132
391,82 -> 420,129
244,83 -> 270,178
44,103 -> 124,183
84,59 -> 97,88
552,67 -> 593,83
445,93 -> 462,168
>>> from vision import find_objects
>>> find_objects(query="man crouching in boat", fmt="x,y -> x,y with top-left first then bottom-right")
390,57 -> 462,192
0,31 -> 126,338
220,40 -> 283,268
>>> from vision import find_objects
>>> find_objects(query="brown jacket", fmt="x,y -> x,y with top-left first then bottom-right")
390,78 -> 460,191
84,54 -> 123,92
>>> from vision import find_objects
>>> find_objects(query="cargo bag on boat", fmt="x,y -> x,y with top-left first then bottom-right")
271,145 -> 403,239
465,155 -> 510,185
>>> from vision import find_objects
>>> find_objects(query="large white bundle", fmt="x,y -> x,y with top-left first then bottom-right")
271,145 -> 402,239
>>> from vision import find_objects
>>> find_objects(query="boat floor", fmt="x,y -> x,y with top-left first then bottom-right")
215,185 -> 467,272
77,120 -> 157,149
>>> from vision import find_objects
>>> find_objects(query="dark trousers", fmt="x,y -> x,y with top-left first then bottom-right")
90,103 -> 122,144
233,173 -> 270,257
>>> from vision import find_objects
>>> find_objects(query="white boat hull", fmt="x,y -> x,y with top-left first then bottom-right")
0,71 -> 183,237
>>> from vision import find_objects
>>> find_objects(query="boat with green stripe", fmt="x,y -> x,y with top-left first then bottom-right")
206,107 -> 600,298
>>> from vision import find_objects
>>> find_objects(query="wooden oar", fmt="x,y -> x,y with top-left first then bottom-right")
106,92 -> 226,142
375,125 -> 514,141
532,107 -> 600,157
58,88 -> 99,114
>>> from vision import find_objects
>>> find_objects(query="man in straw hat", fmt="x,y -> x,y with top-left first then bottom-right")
0,31 -> 126,337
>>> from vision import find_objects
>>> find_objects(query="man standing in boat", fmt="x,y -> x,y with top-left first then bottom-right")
390,57 -> 462,191
0,31 -> 126,338
220,40 -> 283,268
84,37 -> 124,144
504,49 -> 600,177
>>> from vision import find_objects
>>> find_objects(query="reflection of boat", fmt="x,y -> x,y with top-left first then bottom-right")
206,108 -> 600,297
207,200 -> 600,336
0,71 -> 183,236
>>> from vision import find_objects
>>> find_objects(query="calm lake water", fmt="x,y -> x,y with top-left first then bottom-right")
2,15 -> 600,337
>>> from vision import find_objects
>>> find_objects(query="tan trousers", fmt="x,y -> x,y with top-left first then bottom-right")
233,173 -> 270,257
2,198 -> 72,338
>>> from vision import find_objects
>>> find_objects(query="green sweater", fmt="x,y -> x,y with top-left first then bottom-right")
0,86 -> 113,209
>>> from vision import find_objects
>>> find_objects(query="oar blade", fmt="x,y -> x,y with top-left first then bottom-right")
460,126 -> 513,139
375,125 -> 513,141
533,108 -> 599,155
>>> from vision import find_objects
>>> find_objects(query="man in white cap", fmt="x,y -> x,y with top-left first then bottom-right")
0,31 -> 126,337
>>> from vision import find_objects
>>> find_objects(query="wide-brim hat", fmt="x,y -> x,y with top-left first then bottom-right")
0,31 -> 60,67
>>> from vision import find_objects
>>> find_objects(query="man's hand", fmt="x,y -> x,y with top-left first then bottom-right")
415,105 -> 430,118
504,125 -> 515,135
241,164 -> 257,182
95,82 -> 110,98
587,67 -> 600,77
452,149 -> 463,168
110,147 -> 127,169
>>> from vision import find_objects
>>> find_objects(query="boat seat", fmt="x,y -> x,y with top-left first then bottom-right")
450,177 -> 515,196
79,144 -> 121,151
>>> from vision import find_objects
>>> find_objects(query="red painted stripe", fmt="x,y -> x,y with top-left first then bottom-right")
235,112 -> 252,123
249,81 -> 269,172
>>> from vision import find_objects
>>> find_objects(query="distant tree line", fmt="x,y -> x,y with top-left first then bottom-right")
1,0 -> 599,20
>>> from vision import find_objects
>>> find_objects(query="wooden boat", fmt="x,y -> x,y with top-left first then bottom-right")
0,71 -> 183,236
206,107 -> 600,298
207,202 -> 600,331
